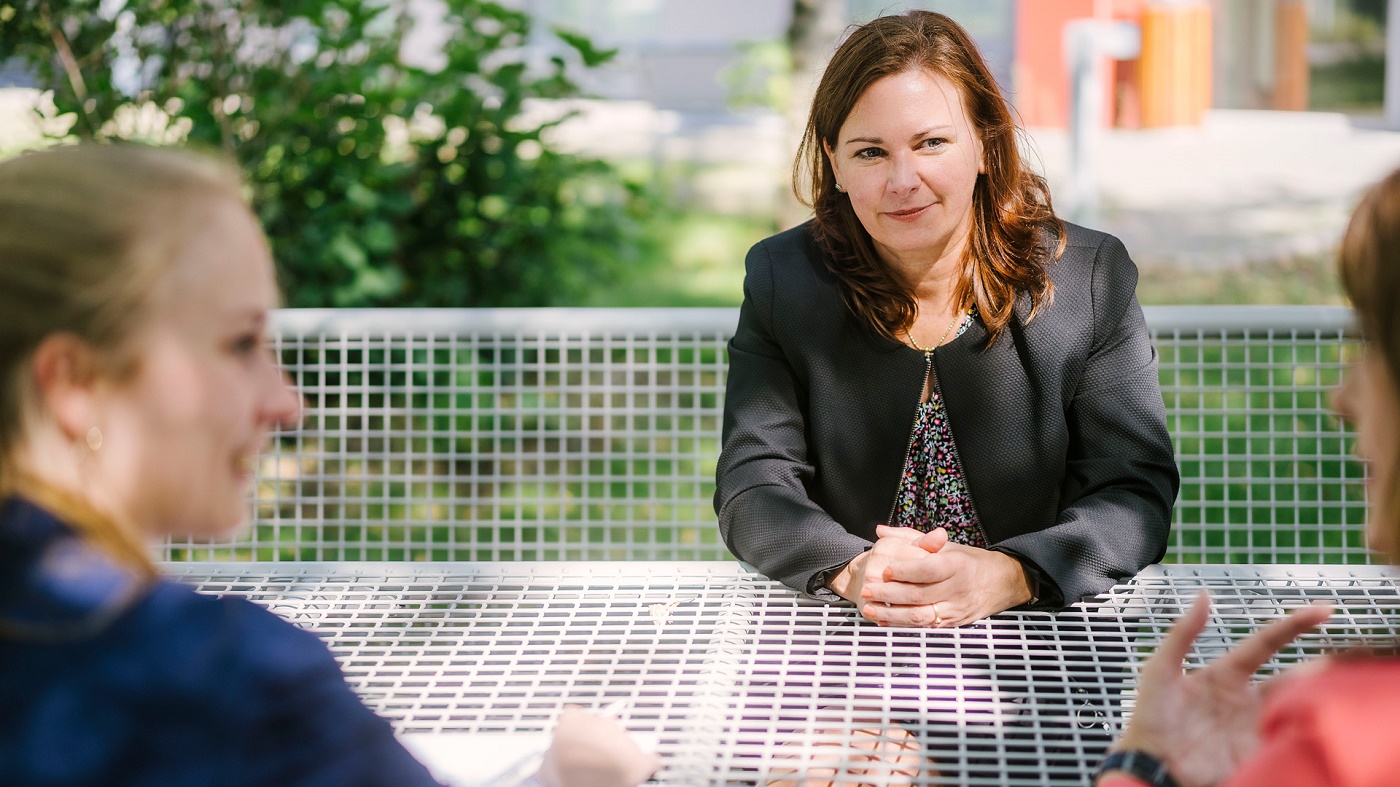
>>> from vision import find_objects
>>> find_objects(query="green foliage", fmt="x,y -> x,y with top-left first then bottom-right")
0,0 -> 657,307
553,27 -> 618,68
1310,54 -> 1385,111
719,39 -> 791,113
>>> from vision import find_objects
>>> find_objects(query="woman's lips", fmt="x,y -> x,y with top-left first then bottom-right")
884,204 -> 932,222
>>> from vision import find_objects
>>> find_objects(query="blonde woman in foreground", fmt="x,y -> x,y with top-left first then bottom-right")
0,144 -> 657,787
1095,168 -> 1400,787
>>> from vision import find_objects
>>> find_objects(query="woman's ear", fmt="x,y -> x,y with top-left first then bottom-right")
29,333 -> 105,444
823,140 -> 840,187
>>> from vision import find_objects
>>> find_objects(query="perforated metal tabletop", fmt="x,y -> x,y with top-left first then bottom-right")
164,562 -> 1400,786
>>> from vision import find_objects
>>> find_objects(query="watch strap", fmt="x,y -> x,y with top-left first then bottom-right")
1094,750 -> 1181,787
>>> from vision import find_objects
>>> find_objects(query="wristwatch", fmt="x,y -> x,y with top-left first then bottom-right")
1094,750 -> 1181,787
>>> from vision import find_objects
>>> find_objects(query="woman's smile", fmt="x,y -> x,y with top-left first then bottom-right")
235,452 -> 258,481
826,68 -> 985,268
884,203 -> 933,222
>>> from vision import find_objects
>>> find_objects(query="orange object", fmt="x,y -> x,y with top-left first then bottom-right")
1138,1 -> 1212,127
1273,0 -> 1310,110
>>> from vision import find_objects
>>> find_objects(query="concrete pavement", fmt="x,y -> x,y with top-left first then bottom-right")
1029,110 -> 1400,268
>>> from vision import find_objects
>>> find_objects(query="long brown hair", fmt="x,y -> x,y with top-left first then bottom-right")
794,10 -> 1064,345
1338,168 -> 1400,564
0,144 -> 246,574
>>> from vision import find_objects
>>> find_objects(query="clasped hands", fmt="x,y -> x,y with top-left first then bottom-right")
828,525 -> 1035,628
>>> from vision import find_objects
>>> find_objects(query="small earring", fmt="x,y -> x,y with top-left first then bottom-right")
86,426 -> 103,452
834,182 -> 845,193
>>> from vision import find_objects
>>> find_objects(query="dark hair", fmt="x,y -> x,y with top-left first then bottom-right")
794,10 -> 1064,345
1338,168 -> 1400,563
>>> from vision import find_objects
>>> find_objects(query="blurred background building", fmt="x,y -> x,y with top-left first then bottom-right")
470,0 -> 1400,303
504,0 -> 1377,122
2,0 -> 1398,306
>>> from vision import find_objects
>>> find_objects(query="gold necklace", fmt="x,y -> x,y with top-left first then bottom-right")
905,308 -> 968,354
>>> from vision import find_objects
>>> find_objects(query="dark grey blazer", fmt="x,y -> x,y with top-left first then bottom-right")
714,221 -> 1179,610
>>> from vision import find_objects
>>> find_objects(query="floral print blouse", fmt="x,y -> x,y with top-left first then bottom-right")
891,310 -> 987,548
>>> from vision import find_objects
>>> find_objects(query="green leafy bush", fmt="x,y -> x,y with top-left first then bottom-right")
0,0 -> 657,306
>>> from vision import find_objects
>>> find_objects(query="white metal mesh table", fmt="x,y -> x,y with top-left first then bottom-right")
163,562 -> 1400,786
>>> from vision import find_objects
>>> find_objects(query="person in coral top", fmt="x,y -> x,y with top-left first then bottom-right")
1092,167 -> 1400,787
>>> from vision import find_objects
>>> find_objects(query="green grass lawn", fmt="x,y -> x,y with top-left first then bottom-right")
1311,54 -> 1385,112
583,211 -> 772,307
1137,253 -> 1347,306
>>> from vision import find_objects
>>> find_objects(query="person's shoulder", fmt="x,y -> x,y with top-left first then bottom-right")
201,591 -> 340,680
742,221 -> 842,314
745,221 -> 827,277
1046,222 -> 1133,278
1257,657 -> 1400,785
0,495 -> 151,639
1269,656 -> 1400,709
114,579 -> 336,687
749,220 -> 818,258
123,584 -> 434,785
1060,221 -> 1114,250
1042,221 -> 1140,327
1022,222 -> 1132,331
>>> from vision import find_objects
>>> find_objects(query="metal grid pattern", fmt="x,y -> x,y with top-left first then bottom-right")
1151,307 -> 1365,563
161,306 -> 1364,564
165,562 -> 1400,786
166,309 -> 731,562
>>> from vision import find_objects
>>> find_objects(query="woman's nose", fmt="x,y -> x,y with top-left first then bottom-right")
887,154 -> 920,195
1331,366 -> 1356,423
265,366 -> 303,430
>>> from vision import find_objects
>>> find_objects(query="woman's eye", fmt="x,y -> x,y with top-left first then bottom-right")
922,137 -> 947,149
855,147 -> 883,160
231,335 -> 260,356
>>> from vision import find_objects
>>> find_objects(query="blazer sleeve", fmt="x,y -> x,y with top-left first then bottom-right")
992,234 -> 1179,607
714,241 -> 875,599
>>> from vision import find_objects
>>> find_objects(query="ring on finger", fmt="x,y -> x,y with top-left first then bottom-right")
932,602 -> 942,626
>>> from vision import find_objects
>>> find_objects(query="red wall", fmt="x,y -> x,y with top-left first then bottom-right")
1012,0 -> 1148,129
1013,0 -> 1099,128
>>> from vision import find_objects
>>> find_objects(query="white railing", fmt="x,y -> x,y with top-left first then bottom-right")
163,306 -> 1364,566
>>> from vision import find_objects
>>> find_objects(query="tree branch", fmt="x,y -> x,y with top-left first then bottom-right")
39,1 -> 98,137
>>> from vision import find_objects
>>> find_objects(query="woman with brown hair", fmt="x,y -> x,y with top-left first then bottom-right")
1093,167 -> 1400,787
0,144 -> 656,786
716,9 -> 1179,625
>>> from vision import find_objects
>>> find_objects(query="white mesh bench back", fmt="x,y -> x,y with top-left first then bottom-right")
161,306 -> 1364,565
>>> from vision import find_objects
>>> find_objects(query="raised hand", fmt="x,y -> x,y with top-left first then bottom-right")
1102,593 -> 1332,787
